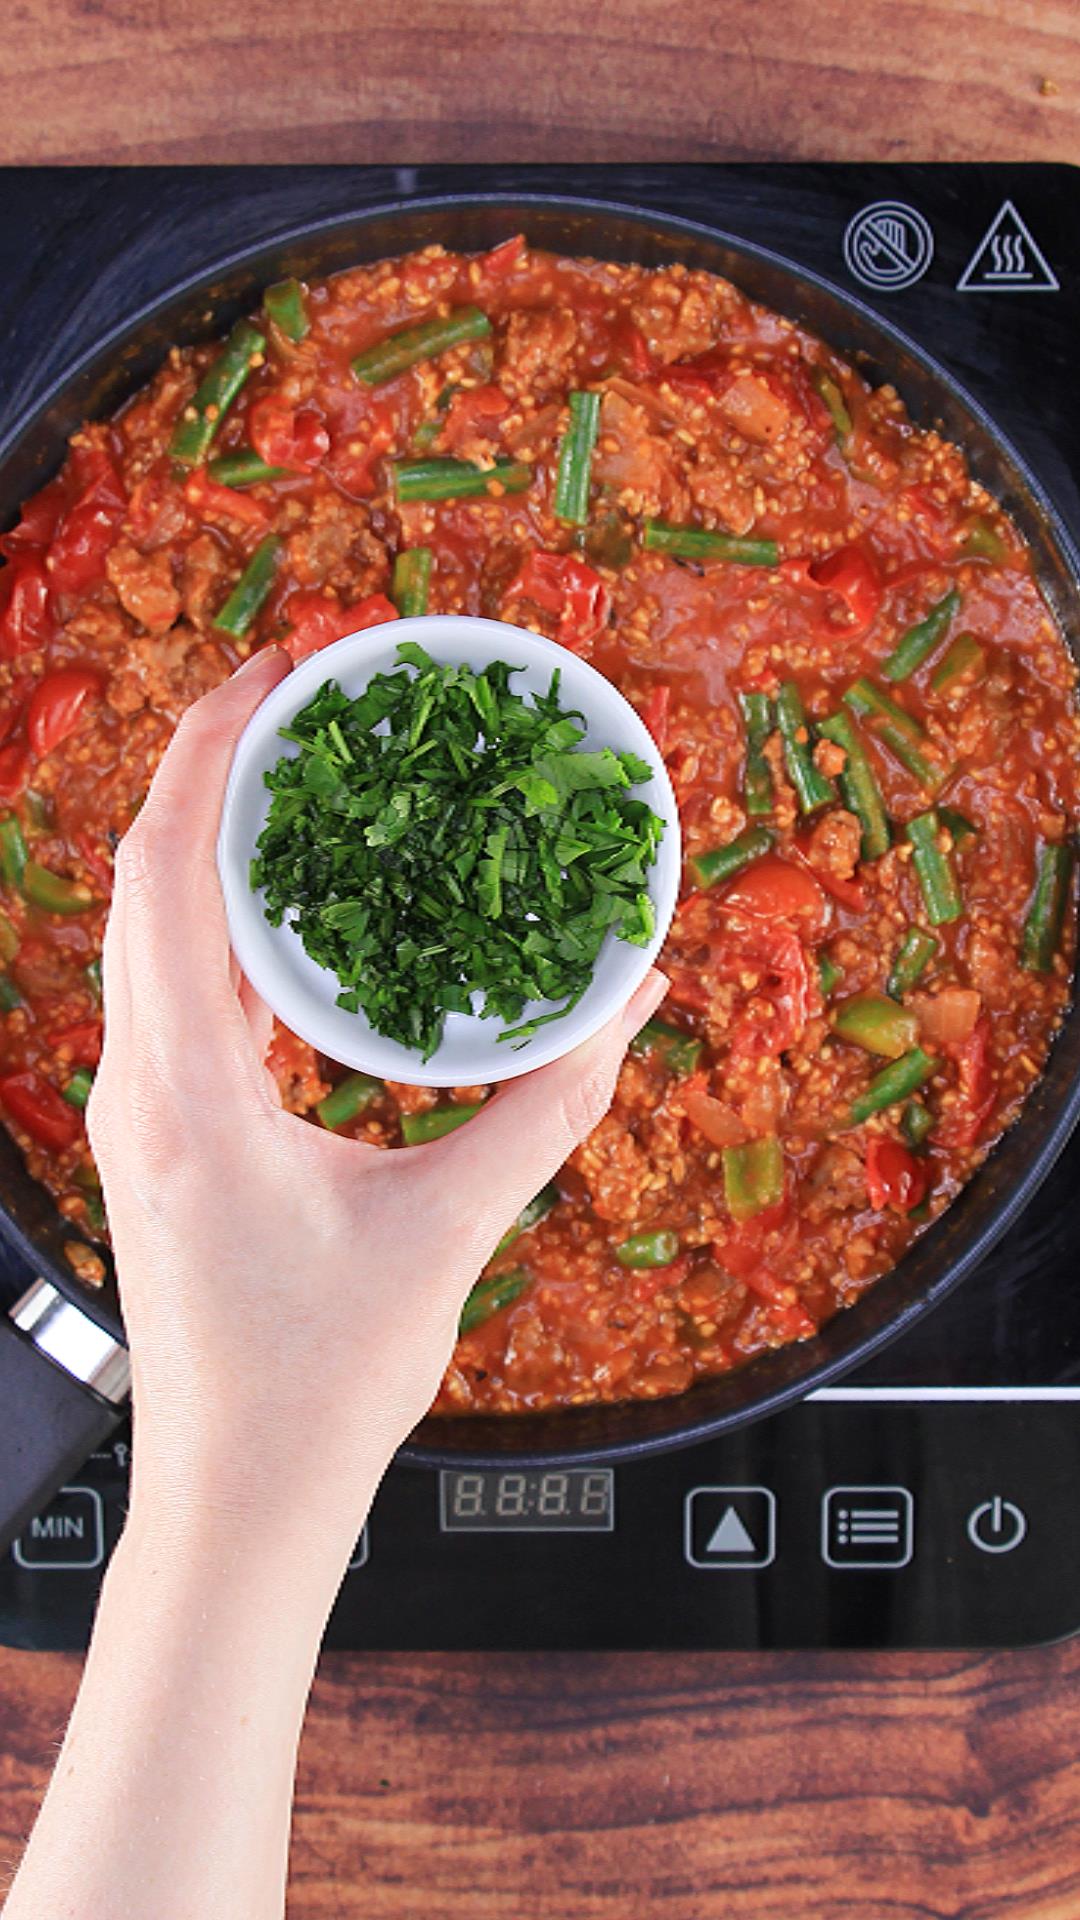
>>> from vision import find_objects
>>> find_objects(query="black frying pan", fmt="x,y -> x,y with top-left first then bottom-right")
0,194 -> 1077,1552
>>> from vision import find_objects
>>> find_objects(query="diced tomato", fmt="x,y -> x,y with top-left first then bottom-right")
720,919 -> 819,1065
659,348 -> 731,399
721,854 -> 831,938
715,1192 -> 797,1296
792,839 -> 866,912
481,234 -> 526,277
0,676 -> 33,746
808,543 -> 883,637
0,1071 -> 81,1150
0,555 -> 54,657
610,315 -> 657,380
504,551 -> 611,650
664,972 -> 711,1013
641,683 -> 671,753
46,451 -> 126,597
183,472 -> 269,530
281,590 -> 398,663
0,477 -> 67,558
46,1019 -> 103,1066
935,1015 -> 996,1150
28,666 -> 103,758
248,397 -> 330,474
865,1137 -> 929,1213
0,742 -> 31,803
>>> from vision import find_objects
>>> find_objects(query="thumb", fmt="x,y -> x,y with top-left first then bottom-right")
420,968 -> 669,1257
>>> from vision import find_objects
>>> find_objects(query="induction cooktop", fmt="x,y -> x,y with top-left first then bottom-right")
0,162 -> 1077,1651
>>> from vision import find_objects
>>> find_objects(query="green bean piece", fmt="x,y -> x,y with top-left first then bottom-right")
83,1187 -> 106,1234
316,1073 -> 382,1132
85,957 -> 103,1003
614,1229 -> 681,1269
413,418 -> 443,449
630,1017 -> 703,1075
494,1181 -> 560,1257
887,926 -> 940,998
962,517 -> 1006,562
738,691 -> 775,818
832,991 -> 919,1059
843,679 -> 948,793
0,815 -> 28,890
777,682 -> 835,813
402,1102 -> 483,1146
930,632 -> 986,696
23,789 -> 53,834
881,588 -> 961,682
352,306 -> 492,386
0,974 -> 23,1012
0,911 -> 18,965
690,824 -> 776,891
23,862 -> 94,915
849,1048 -> 935,1127
391,458 -> 532,503
845,677 -> 923,743
813,367 -> 852,441
818,953 -> 843,999
207,449 -> 288,488
212,536 -> 281,639
169,319 -> 266,466
263,277 -> 310,342
906,810 -> 963,925
554,390 -> 601,525
459,1266 -> 531,1335
1021,842 -> 1075,973
902,1100 -> 935,1150
62,1067 -> 95,1110
722,1136 -> 785,1225
643,520 -> 779,567
937,806 -> 978,847
817,710 -> 890,860
391,547 -> 433,619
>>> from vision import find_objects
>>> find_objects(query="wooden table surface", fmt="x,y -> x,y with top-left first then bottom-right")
2,3 -> 1080,1913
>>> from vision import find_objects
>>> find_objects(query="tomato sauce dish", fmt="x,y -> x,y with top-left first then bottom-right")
0,231 -> 1075,1418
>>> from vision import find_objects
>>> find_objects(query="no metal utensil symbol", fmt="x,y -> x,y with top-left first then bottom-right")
844,202 -> 934,291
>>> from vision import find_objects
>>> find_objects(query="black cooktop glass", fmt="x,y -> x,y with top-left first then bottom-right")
0,163 -> 1077,1651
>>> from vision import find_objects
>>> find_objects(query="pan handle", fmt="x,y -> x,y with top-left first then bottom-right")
0,1279 -> 129,1554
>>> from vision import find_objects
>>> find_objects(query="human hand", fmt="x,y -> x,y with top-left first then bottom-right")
88,645 -> 666,1562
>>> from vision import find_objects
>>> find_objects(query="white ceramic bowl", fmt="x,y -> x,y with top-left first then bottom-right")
217,614 -> 681,1086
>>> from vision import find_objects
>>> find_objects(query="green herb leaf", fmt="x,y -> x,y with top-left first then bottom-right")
252,646 -> 665,1058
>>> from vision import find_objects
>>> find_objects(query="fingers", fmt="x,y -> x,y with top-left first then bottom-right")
415,969 -> 669,1255
237,971 -> 276,1066
102,647 -> 292,1076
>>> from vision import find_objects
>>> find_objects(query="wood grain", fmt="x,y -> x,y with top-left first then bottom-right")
0,0 -> 1075,167
4,1640 -> 1080,1916
3,4 -> 1080,1914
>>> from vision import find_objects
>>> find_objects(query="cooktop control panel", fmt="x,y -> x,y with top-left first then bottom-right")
4,1387 -> 1080,1650
1,161 -> 1078,1651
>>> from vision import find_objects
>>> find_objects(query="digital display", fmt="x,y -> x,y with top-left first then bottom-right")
439,1469 -> 615,1533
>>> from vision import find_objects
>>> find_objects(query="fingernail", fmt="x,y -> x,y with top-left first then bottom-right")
233,644 -> 289,680
620,966 -> 669,1039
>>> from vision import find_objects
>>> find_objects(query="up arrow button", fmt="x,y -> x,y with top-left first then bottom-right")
685,1487 -> 776,1570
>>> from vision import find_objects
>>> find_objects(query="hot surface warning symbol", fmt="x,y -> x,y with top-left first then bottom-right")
957,201 -> 1059,293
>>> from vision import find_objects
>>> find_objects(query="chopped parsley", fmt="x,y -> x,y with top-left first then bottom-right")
251,641 -> 664,1058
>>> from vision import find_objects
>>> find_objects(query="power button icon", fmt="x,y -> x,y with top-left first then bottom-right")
967,1497 -> 1027,1555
